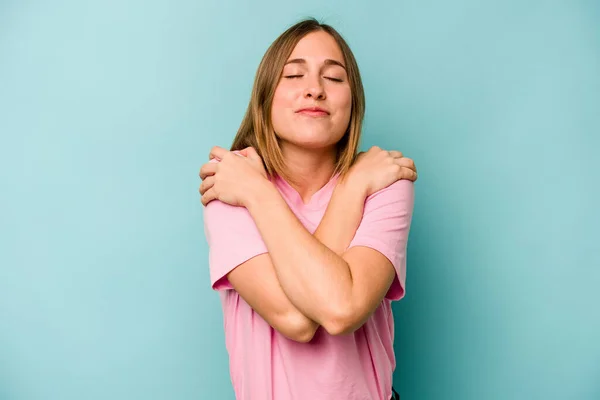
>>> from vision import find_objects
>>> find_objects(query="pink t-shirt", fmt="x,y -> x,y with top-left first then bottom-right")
203,173 -> 414,400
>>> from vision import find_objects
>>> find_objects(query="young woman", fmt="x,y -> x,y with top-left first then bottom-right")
199,18 -> 417,400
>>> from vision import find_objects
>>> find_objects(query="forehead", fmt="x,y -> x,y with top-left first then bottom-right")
287,31 -> 344,62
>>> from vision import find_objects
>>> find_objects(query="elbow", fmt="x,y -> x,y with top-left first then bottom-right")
321,307 -> 361,336
290,322 -> 319,343
279,312 -> 319,343
323,319 -> 356,337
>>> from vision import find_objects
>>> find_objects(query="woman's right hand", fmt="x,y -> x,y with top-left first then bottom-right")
348,146 -> 417,197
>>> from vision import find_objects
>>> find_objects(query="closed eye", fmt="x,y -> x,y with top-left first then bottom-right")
284,75 -> 344,82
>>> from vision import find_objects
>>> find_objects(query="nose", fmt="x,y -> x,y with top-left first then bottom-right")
303,76 -> 326,100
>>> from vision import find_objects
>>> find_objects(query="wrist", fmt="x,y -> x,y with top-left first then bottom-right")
339,171 -> 369,199
244,178 -> 281,213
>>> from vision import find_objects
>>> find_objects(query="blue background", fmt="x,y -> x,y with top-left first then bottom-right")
1,0 -> 599,399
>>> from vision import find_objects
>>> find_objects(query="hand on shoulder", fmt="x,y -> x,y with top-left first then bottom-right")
198,146 -> 269,207
348,146 -> 417,197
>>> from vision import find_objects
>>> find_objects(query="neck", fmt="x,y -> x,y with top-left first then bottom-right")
280,143 -> 337,204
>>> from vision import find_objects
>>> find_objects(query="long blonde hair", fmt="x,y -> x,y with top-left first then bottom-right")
230,18 -> 365,183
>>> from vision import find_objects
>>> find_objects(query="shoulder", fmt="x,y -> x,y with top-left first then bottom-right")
203,199 -> 265,251
204,199 -> 251,222
367,179 -> 414,203
203,200 -> 256,242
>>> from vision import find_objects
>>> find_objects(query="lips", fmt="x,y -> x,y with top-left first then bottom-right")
296,107 -> 329,117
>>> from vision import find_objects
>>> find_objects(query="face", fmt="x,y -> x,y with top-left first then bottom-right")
271,31 -> 352,152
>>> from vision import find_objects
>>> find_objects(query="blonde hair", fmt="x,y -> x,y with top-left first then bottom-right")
230,18 -> 365,183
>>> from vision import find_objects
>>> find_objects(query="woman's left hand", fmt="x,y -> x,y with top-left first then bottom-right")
198,146 -> 268,207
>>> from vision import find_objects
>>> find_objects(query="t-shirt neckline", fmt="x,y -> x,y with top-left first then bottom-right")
272,173 -> 340,211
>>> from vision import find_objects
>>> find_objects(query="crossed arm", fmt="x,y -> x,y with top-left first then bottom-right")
202,147 -> 415,342
227,177 -> 388,341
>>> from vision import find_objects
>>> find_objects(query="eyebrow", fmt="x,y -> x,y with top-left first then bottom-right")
284,58 -> 346,70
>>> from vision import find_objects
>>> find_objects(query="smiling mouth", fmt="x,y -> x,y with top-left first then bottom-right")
297,110 -> 329,117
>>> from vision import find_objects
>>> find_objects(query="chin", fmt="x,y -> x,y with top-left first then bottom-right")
283,135 -> 341,151
296,142 -> 335,151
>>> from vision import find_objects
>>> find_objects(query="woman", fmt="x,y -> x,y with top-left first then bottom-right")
199,18 -> 417,400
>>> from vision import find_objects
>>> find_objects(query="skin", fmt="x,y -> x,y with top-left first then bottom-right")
199,31 -> 417,341
270,30 -> 353,201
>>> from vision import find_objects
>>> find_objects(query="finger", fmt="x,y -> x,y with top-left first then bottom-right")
199,175 -> 215,195
238,147 -> 251,157
199,162 -> 218,180
243,146 -> 261,161
201,188 -> 217,206
238,146 -> 255,158
397,167 -> 418,182
388,150 -> 403,159
208,149 -> 222,160
209,146 -> 228,161
394,157 -> 416,172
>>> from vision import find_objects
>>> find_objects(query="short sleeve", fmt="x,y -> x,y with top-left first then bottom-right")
203,194 -> 268,291
348,179 -> 415,300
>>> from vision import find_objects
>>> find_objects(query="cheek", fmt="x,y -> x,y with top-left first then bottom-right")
271,87 -> 284,113
333,87 -> 352,121
340,86 -> 353,108
272,82 -> 296,111
271,82 -> 303,127
271,85 -> 294,134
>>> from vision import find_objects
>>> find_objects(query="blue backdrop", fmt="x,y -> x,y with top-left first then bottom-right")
1,0 -> 598,399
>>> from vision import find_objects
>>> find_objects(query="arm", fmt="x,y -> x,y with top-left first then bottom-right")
245,178 -> 414,336
201,146 -> 415,337
206,180 -> 370,342
227,254 -> 318,342
205,198 -> 320,342
313,146 -> 416,255
203,166 -> 370,342
313,176 -> 366,255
